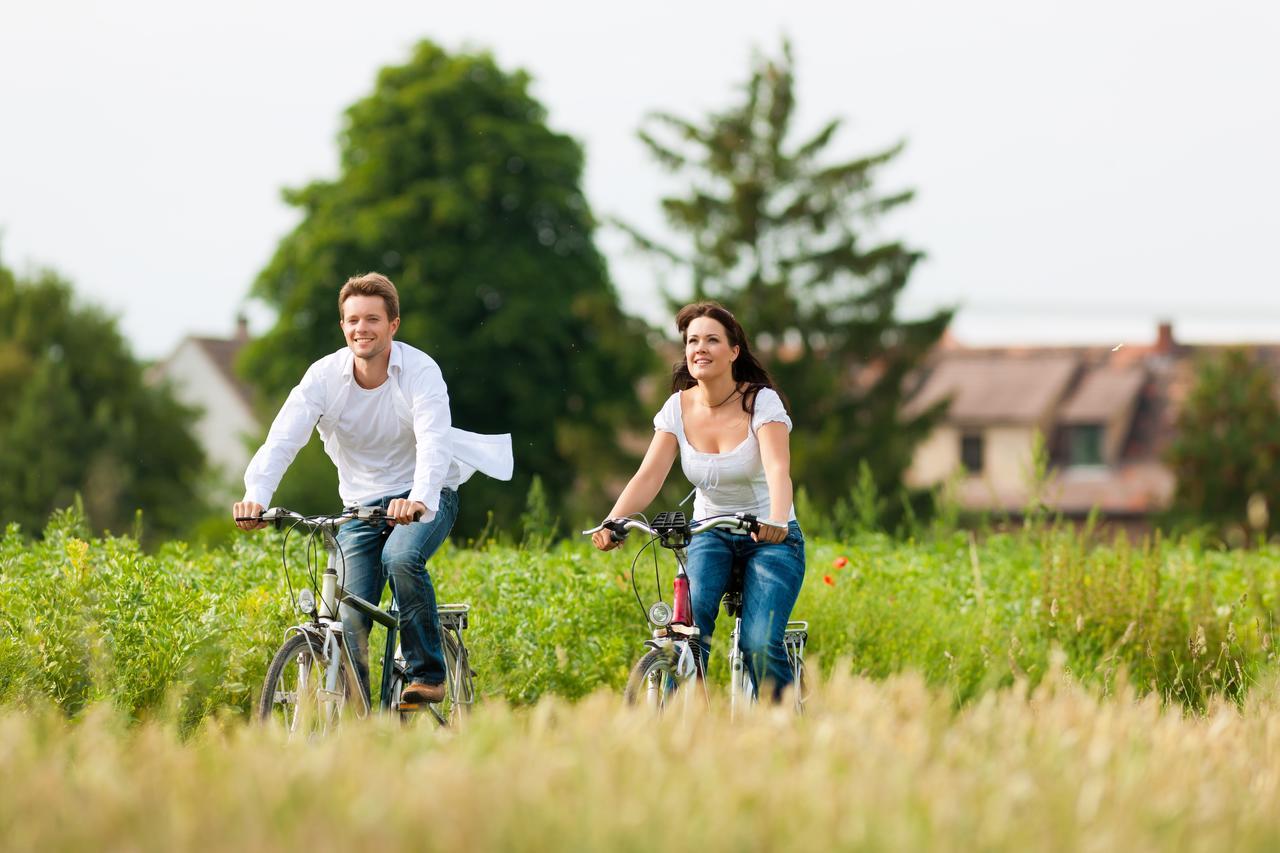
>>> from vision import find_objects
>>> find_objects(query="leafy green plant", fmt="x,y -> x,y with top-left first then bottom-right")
3,504 -> 1279,726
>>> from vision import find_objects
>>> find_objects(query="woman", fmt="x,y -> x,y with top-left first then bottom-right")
592,301 -> 805,701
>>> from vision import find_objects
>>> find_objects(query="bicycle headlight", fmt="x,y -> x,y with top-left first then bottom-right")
297,588 -> 316,615
648,601 -> 673,627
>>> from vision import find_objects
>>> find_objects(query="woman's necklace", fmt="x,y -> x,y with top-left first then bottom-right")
704,385 -> 741,409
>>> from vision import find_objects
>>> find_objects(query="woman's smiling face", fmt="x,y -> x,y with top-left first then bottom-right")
685,316 -> 739,381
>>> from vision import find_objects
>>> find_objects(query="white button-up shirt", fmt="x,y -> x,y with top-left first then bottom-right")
242,341 -> 513,520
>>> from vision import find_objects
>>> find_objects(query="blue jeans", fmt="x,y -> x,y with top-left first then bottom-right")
335,488 -> 459,696
687,520 -> 805,700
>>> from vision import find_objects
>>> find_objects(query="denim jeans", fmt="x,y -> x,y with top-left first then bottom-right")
687,520 -> 805,700
335,488 -> 459,697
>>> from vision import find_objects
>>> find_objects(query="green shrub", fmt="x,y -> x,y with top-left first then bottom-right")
3,504 -> 1279,726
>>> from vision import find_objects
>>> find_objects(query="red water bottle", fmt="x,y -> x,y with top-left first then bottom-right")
672,570 -> 693,626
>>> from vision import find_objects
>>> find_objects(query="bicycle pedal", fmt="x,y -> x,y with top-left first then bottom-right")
397,701 -> 434,712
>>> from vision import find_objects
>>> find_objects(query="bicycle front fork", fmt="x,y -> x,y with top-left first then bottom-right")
728,616 -> 749,719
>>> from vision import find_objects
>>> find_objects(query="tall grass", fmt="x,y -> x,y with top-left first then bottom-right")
2,505 -> 1279,727
4,669 -> 1280,851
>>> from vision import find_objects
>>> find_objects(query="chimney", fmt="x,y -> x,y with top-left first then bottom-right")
1154,320 -> 1175,355
235,313 -> 250,344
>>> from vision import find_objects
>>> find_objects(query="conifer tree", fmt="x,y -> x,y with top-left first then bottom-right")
621,42 -> 951,508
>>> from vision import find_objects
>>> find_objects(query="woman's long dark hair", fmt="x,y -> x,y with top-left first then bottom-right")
670,301 -> 790,418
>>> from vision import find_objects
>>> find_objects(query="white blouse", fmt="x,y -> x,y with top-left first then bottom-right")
653,387 -> 795,523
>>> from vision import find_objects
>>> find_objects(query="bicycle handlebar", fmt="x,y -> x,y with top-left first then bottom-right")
234,505 -> 422,531
582,512 -> 768,540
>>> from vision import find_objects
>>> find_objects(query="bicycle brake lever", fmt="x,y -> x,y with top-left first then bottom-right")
603,519 -> 629,543
351,506 -> 378,518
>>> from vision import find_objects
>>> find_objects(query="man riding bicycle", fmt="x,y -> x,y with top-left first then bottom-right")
232,272 -> 511,706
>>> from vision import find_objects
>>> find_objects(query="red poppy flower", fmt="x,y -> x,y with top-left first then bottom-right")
823,574 -> 835,587
833,556 -> 849,570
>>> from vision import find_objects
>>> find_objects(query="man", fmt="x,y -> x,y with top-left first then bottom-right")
233,272 -> 512,705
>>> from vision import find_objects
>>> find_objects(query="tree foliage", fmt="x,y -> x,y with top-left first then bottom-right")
241,41 -> 652,533
0,261 -> 205,538
619,42 -> 952,512
1167,348 -> 1280,535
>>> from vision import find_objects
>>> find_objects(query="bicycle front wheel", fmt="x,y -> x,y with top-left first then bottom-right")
258,632 -> 358,736
624,647 -> 687,711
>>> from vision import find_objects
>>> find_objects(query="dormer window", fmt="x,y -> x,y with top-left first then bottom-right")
1068,423 -> 1104,467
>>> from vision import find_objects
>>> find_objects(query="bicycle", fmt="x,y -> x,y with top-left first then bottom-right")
584,511 -> 808,718
243,506 -> 476,735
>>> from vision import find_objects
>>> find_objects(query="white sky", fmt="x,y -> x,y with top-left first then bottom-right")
2,0 -> 1278,359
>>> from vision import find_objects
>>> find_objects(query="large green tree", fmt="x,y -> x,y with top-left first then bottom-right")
1167,348 -> 1280,536
241,41 -> 651,534
0,261 -> 205,538
620,42 -> 952,510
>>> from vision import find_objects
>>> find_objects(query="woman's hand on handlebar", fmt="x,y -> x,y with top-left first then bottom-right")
592,521 -> 624,551
232,501 -> 266,531
752,519 -> 788,544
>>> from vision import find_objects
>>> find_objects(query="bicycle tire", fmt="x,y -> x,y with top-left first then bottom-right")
258,632 -> 357,736
623,647 -> 685,710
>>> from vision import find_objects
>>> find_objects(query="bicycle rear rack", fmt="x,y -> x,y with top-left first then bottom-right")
783,620 -> 808,651
438,603 -> 469,631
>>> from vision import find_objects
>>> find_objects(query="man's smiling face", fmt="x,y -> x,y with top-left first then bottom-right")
340,294 -> 400,360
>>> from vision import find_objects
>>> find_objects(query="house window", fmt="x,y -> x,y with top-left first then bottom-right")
960,432 -> 984,474
1069,424 -> 1104,466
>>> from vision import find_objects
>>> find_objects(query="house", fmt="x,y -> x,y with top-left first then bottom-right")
902,322 -> 1234,524
149,318 -> 260,498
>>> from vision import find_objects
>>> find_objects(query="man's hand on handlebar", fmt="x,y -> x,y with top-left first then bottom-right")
232,501 -> 266,531
386,498 -> 427,526
752,519 -> 788,544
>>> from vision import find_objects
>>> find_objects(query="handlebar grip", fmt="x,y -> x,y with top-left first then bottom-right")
603,519 -> 629,543
359,505 -> 423,523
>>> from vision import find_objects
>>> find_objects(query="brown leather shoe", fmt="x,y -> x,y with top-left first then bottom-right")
401,681 -> 446,705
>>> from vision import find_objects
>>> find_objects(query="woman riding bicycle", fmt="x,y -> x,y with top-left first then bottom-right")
592,301 -> 805,702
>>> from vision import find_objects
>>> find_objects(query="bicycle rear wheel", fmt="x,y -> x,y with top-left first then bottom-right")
258,632 -> 358,737
441,629 -> 475,724
783,624 -> 808,715
393,629 -> 475,727
624,647 -> 687,711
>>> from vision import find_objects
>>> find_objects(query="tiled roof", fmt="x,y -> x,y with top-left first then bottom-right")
903,355 -> 1079,424
912,328 -> 1280,514
1058,365 -> 1146,423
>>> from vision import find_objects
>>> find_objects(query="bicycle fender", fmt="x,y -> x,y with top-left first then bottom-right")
676,642 -> 698,678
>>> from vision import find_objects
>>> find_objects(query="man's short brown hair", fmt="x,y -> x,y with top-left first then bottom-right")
338,272 -> 400,321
